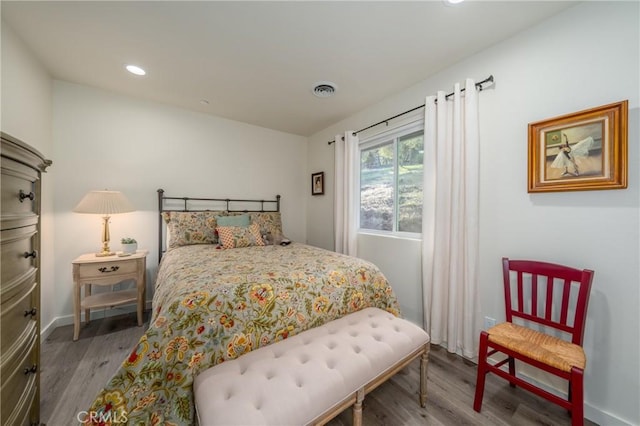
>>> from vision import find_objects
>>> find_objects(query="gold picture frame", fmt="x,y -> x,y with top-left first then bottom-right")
528,100 -> 627,193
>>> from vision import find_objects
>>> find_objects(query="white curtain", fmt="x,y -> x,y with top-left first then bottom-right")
422,79 -> 480,358
334,131 -> 359,256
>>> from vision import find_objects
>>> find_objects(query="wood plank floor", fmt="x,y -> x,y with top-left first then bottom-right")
40,312 -> 597,425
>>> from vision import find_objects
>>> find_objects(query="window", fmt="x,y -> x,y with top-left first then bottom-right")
359,123 -> 424,234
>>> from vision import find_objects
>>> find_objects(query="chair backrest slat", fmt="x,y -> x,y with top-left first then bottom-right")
517,271 -> 525,315
503,263 -> 514,322
531,273 -> 538,318
545,275 -> 553,321
559,278 -> 571,326
502,257 -> 594,345
573,270 -> 593,344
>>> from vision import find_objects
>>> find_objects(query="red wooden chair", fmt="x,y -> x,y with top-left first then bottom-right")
473,257 -> 594,425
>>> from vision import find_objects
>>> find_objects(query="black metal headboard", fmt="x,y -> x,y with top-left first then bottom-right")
157,189 -> 281,262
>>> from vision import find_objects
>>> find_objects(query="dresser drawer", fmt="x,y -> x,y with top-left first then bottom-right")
77,258 -> 139,280
1,157 -> 39,226
1,275 -> 38,358
4,380 -> 37,426
1,226 -> 37,295
0,328 -> 38,426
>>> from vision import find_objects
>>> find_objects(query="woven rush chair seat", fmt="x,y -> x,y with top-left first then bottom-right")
488,322 -> 586,372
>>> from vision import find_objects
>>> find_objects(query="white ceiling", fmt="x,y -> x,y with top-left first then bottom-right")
2,1 -> 576,136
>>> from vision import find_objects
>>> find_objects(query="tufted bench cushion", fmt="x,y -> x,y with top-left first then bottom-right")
194,307 -> 430,426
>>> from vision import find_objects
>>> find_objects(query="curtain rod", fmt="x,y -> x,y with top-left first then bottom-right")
328,74 -> 494,145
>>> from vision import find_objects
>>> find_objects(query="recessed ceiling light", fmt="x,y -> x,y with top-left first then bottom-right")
125,65 -> 146,76
445,0 -> 464,4
312,81 -> 338,98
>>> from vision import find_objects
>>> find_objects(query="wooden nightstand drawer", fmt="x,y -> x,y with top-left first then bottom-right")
77,258 -> 138,280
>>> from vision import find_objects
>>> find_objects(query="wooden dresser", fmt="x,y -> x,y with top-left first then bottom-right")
1,132 -> 51,425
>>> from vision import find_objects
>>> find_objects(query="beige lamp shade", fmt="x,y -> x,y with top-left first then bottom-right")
73,190 -> 135,256
73,190 -> 135,215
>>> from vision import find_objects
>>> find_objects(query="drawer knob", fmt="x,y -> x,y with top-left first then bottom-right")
19,190 -> 35,202
24,307 -> 37,318
98,266 -> 120,273
23,364 -> 38,375
24,250 -> 38,259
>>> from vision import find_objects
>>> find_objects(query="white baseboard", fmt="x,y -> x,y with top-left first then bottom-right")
584,405 -> 634,426
40,300 -> 153,343
41,317 -> 58,342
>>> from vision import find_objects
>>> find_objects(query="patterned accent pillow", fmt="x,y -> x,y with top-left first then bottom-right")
249,212 -> 283,238
217,223 -> 265,249
162,211 -> 225,248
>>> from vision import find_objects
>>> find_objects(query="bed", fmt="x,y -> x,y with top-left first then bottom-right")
86,190 -> 400,425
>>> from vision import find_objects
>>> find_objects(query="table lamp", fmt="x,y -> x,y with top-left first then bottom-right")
73,190 -> 135,256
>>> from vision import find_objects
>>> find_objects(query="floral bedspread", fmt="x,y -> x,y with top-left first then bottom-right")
87,243 -> 400,425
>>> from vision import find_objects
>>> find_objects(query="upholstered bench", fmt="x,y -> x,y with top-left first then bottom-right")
194,307 -> 430,425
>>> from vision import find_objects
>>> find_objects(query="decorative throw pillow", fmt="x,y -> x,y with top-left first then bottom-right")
215,214 -> 250,228
217,223 -> 265,249
162,211 -> 225,248
249,212 -> 284,238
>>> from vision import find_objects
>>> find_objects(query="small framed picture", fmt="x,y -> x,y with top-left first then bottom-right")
528,100 -> 628,193
311,172 -> 324,195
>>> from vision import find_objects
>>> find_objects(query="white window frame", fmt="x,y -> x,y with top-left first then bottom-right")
358,120 -> 424,239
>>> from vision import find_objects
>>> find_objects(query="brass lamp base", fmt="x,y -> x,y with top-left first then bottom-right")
94,215 -> 115,257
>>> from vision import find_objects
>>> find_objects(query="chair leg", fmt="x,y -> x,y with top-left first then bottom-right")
508,356 -> 516,387
568,378 -> 573,417
473,331 -> 490,412
570,367 -> 584,426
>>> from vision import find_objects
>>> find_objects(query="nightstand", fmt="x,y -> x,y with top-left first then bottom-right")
72,250 -> 148,341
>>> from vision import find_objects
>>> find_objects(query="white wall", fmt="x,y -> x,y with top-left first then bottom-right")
307,2 -> 639,425
1,22 -> 57,334
52,81 -> 308,325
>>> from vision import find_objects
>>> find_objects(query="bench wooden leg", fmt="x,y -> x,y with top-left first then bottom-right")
352,388 -> 365,426
420,343 -> 430,408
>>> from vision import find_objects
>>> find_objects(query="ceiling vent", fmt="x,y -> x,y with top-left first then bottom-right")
312,81 -> 338,98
